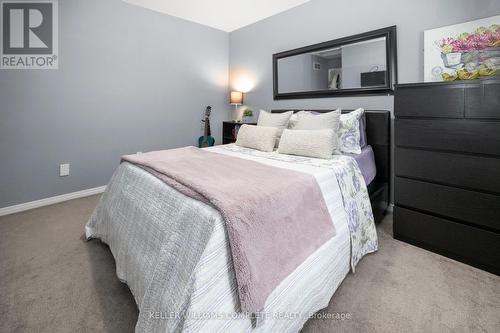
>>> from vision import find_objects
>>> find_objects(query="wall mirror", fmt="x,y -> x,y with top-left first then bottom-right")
273,26 -> 397,99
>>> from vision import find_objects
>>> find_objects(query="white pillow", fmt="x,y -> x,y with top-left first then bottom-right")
257,110 -> 293,146
257,110 -> 293,128
235,125 -> 279,152
278,129 -> 335,160
338,108 -> 364,154
293,109 -> 341,131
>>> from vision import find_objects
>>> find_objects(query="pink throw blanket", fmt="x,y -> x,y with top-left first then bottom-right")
122,147 -> 335,313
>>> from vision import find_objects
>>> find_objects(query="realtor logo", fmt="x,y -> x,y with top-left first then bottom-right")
1,0 -> 58,69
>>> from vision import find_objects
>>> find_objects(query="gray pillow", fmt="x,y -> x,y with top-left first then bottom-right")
293,109 -> 341,131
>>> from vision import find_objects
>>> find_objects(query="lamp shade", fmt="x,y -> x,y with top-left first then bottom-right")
230,91 -> 243,105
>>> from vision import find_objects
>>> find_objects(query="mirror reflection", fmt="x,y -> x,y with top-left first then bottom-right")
277,37 -> 387,93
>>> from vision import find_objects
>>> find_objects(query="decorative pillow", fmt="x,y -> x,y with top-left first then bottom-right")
235,125 -> 279,152
338,108 -> 365,154
257,110 -> 293,146
278,129 -> 335,160
293,109 -> 341,131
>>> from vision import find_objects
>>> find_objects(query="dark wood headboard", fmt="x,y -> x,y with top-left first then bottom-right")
271,109 -> 391,187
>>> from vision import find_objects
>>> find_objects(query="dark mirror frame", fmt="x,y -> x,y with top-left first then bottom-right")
273,26 -> 398,99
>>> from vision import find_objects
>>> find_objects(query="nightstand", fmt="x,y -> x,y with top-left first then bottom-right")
222,121 -> 257,144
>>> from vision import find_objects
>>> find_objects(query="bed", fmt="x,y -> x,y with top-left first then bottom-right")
85,109 -> 390,333
271,109 -> 391,223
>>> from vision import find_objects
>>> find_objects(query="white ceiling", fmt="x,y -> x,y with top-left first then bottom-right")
123,0 -> 312,32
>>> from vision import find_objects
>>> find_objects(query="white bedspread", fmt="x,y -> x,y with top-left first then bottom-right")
85,144 -> 377,333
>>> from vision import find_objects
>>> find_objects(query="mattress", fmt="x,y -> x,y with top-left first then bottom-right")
86,144 -> 378,332
347,145 -> 377,185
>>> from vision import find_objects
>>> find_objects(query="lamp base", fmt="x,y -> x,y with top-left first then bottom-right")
234,104 -> 242,122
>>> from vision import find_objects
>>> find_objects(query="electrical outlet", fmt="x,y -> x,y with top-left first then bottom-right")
60,163 -> 70,177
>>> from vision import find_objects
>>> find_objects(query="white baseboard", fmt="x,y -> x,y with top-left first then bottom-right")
0,186 -> 106,217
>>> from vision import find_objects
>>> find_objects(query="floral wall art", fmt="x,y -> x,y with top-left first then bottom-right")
424,15 -> 500,82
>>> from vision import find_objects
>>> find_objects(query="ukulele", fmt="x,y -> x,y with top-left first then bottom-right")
198,106 -> 215,148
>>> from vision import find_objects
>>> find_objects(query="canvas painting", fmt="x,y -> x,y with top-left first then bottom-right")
424,15 -> 500,82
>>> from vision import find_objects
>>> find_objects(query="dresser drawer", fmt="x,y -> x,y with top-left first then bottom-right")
395,119 -> 500,156
394,206 -> 500,275
395,148 -> 500,194
466,80 -> 500,119
395,177 -> 500,232
394,85 -> 464,118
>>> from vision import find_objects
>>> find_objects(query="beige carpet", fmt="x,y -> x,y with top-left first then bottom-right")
0,195 -> 499,333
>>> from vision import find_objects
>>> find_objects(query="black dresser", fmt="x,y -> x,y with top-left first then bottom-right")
394,77 -> 500,276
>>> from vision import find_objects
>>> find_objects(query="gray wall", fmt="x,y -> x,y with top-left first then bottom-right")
341,39 -> 386,89
310,55 -> 328,90
0,0 -> 229,208
229,0 -> 500,114
277,54 -> 310,92
278,53 -> 329,92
